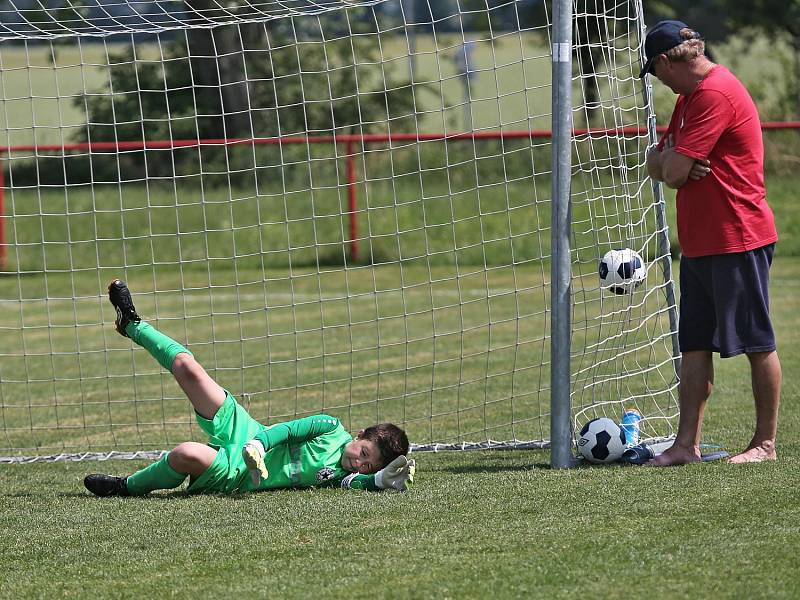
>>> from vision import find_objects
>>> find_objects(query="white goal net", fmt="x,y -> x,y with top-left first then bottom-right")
0,0 -> 678,461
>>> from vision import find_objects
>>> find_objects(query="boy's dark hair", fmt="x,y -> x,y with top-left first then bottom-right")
358,423 -> 409,468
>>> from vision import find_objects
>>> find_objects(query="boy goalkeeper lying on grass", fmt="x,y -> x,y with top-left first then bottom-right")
84,280 -> 415,497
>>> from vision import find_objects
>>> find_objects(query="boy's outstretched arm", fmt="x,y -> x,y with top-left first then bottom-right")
254,415 -> 341,449
341,455 -> 416,492
242,415 -> 342,485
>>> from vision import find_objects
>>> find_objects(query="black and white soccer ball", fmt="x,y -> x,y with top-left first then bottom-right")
599,248 -> 647,295
578,417 -> 626,464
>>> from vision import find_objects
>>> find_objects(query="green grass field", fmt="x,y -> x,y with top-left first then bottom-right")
0,257 -> 798,599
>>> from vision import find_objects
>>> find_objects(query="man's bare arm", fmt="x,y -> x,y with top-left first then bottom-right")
646,145 -> 666,182
646,135 -> 710,189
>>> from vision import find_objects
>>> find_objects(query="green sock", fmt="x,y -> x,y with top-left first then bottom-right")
126,453 -> 187,496
125,320 -> 192,372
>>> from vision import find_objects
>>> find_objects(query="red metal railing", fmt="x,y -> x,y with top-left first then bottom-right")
2,121 -> 799,269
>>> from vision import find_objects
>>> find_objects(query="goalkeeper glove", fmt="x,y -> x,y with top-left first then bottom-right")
374,455 -> 416,491
242,441 -> 269,487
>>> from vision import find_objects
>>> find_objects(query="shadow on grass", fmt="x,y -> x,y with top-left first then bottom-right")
0,491 -> 190,500
428,462 -> 551,474
43,489 -> 325,500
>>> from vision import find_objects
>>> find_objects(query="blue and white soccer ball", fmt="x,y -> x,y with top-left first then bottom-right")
599,248 -> 647,295
577,417 -> 626,464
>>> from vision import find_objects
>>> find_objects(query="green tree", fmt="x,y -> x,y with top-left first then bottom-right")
0,0 -> 91,37
641,0 -> 732,42
74,3 -> 430,179
643,0 -> 799,118
724,0 -> 800,119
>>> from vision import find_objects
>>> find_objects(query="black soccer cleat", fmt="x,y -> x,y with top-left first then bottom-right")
84,473 -> 130,497
108,279 -> 141,337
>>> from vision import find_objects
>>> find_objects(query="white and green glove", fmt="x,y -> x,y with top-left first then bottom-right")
374,455 -> 416,491
242,440 -> 269,486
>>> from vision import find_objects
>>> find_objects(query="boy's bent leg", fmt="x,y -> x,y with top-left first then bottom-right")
171,354 -> 226,420
125,443 -> 217,495
126,320 -> 192,373
729,350 -> 781,463
108,279 -> 225,420
168,442 -> 219,479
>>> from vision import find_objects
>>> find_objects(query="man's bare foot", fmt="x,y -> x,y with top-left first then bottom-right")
646,443 -> 700,467
728,442 -> 776,464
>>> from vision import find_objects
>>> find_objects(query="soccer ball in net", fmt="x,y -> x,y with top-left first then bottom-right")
598,248 -> 647,295
577,417 -> 626,464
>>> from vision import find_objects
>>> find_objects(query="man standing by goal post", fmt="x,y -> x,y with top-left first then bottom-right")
641,20 -> 782,465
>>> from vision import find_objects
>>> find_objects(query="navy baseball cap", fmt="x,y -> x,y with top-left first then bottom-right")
639,20 -> 696,78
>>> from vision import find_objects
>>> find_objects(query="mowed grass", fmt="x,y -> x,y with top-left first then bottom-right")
1,452 -> 800,599
0,257 -> 798,599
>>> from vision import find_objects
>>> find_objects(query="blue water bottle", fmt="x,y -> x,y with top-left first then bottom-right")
620,408 -> 642,447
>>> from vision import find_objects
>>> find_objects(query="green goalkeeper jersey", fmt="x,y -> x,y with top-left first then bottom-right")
252,415 -> 379,491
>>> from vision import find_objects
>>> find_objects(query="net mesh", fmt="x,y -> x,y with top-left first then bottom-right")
0,0 -> 678,459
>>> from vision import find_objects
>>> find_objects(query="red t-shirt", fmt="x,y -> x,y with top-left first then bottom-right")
658,65 -> 777,257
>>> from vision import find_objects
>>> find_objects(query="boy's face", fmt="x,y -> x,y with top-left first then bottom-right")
341,438 -> 382,474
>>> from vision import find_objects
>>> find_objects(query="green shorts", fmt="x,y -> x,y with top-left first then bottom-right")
186,392 -> 261,494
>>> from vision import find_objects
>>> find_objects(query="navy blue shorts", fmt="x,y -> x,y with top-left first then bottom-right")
679,244 -> 776,358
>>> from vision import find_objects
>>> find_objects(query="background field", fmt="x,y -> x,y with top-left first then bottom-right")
0,257 -> 680,453
0,32 -> 792,147
0,33 -> 557,149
